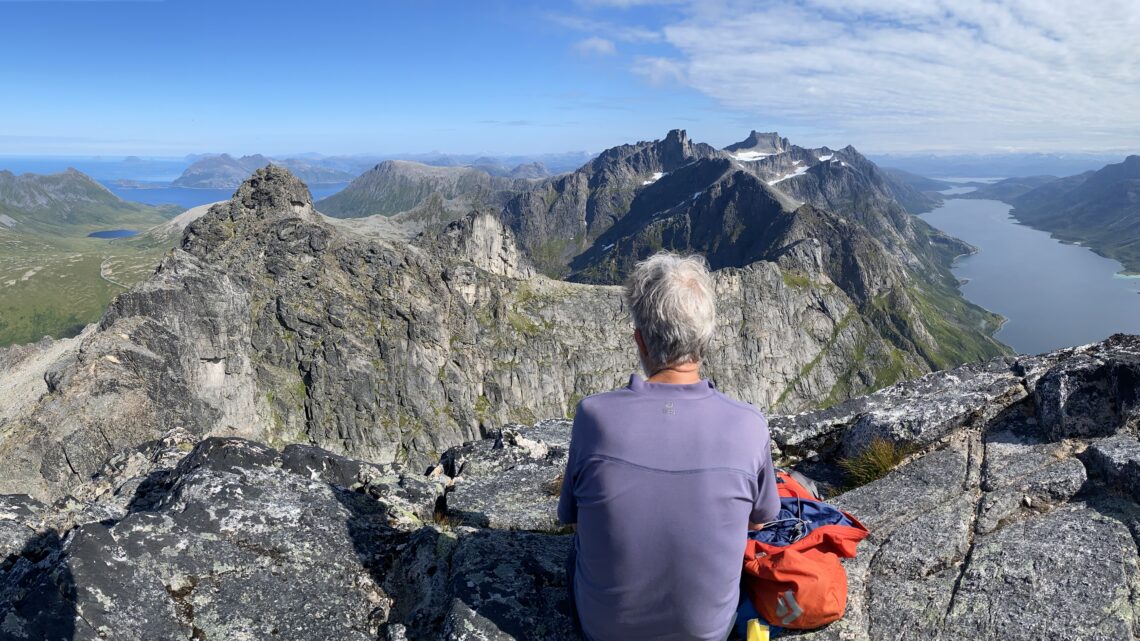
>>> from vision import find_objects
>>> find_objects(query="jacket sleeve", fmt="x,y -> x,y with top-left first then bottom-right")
750,418 -> 781,524
557,403 -> 584,525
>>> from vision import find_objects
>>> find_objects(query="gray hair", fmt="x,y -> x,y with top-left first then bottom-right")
622,251 -> 717,373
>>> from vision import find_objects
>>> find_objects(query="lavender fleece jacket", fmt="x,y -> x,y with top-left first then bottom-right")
558,374 -> 781,641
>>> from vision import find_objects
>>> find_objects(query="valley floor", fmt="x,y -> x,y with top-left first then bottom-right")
0,232 -> 167,347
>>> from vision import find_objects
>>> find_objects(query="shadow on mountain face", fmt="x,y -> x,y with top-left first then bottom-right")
0,529 -> 77,640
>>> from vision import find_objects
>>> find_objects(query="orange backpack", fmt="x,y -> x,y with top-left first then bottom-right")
741,471 -> 869,630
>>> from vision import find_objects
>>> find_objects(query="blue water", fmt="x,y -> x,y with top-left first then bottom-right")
0,156 -> 348,210
103,182 -> 349,209
88,229 -> 140,239
921,198 -> 1140,354
939,186 -> 977,196
0,156 -> 188,182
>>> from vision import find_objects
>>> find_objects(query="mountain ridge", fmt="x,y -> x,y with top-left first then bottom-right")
314,159 -> 533,220
0,168 -> 177,233
0,165 -> 997,502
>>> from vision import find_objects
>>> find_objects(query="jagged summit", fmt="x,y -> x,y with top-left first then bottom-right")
232,164 -> 316,217
181,165 -> 318,258
589,128 -> 720,173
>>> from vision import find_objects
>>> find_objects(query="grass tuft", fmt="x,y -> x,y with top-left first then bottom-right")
839,438 -> 915,488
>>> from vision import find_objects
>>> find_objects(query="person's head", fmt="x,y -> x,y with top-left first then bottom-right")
622,251 -> 717,376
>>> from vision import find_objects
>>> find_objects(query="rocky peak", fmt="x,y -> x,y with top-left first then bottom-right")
658,128 -> 692,164
427,210 -> 535,281
181,165 -> 319,258
232,164 -> 317,220
508,161 -> 549,180
724,130 -> 789,154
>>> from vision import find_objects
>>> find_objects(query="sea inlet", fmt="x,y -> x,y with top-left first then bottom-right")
921,196 -> 1140,354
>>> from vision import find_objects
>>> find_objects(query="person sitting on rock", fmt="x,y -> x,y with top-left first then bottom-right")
558,250 -> 782,641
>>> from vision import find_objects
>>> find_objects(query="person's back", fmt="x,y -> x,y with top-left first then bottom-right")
557,251 -> 780,641
559,375 -> 778,641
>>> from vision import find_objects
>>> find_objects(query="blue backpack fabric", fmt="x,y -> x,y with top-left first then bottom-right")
748,497 -> 858,547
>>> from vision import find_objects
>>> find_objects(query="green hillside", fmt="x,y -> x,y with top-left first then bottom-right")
0,169 -> 182,346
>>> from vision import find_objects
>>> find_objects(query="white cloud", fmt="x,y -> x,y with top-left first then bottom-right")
573,37 -> 618,56
575,0 -> 687,7
632,56 -> 686,85
547,13 -> 662,43
598,0 -> 1140,152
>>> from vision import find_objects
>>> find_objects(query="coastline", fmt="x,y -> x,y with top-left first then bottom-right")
920,195 -> 1140,354
1004,209 -> 1140,279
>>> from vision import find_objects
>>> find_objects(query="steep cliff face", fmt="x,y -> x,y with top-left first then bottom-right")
0,166 -> 915,501
2,335 -> 1139,640
306,129 -> 1003,379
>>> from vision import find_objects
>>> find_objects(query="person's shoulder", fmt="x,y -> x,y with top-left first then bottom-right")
711,390 -> 766,419
572,385 -> 634,421
578,385 -> 634,410
711,389 -> 769,430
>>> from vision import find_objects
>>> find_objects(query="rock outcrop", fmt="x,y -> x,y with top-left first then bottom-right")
2,335 -> 1139,640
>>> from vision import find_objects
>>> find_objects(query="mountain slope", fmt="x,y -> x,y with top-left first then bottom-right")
0,170 -> 184,346
1007,156 -> 1140,273
952,175 -> 1060,202
879,167 -> 955,192
0,168 -> 176,234
314,160 -> 531,221
878,167 -> 951,213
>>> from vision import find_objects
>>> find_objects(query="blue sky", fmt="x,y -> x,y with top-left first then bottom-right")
1,0 -> 1137,156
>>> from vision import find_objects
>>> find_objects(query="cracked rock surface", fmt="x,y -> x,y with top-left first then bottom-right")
1,336 -> 1140,639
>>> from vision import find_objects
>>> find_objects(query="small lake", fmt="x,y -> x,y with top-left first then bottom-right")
921,198 -> 1140,354
88,229 -> 140,239
102,182 -> 349,210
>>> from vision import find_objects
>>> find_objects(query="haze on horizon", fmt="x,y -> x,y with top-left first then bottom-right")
1,0 -> 1137,158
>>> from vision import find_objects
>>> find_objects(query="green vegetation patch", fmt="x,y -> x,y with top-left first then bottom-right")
781,270 -> 814,290
775,309 -> 856,408
839,438 -> 917,489
0,232 -> 170,346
